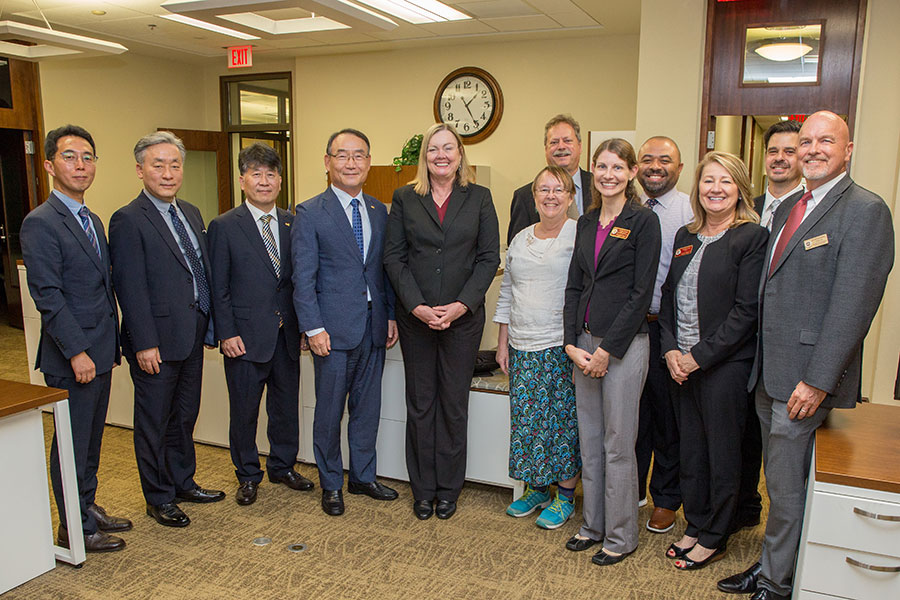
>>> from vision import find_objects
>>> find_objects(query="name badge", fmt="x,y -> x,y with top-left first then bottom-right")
674,244 -> 694,257
803,234 -> 829,250
610,227 -> 631,240
284,221 -> 291,227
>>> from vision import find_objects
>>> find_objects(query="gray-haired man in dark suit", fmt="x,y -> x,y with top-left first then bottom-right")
718,112 -> 894,600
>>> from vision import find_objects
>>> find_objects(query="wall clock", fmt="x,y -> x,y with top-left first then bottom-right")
433,66 -> 503,144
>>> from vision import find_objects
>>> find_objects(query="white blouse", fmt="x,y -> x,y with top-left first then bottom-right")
493,219 -> 576,352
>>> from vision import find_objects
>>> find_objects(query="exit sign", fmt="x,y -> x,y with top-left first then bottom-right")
228,45 -> 252,68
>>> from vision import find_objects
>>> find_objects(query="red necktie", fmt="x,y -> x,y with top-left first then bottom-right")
768,191 -> 812,277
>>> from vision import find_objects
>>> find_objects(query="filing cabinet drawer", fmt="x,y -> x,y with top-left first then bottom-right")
806,491 -> 900,557
798,543 -> 900,599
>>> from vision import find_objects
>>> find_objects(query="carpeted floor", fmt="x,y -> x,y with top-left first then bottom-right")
1,319 -> 766,600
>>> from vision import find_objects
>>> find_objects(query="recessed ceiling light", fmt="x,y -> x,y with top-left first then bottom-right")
91,10 -> 107,16
755,41 -> 813,62
159,13 -> 260,40
218,12 -> 349,34
344,0 -> 469,24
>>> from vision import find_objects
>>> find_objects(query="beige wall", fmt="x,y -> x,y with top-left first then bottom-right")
292,34 -> 640,240
852,0 -> 900,403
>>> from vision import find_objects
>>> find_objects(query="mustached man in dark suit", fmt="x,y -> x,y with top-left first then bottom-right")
21,125 -> 131,553
109,131 -> 224,529
718,113 -> 893,600
208,143 -> 312,506
293,129 -> 399,516
507,114 -> 593,245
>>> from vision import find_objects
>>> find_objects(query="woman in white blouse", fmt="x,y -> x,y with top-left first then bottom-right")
494,166 -> 581,530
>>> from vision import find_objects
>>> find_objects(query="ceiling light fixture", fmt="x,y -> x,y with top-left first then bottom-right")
159,14 -> 261,40
342,0 -> 469,24
755,41 -> 813,62
218,12 -> 349,34
0,20 -> 127,60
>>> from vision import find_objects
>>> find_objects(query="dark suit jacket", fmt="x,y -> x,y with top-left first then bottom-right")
292,188 -> 394,351
507,168 -> 592,245
753,194 -> 765,217
564,202 -> 661,358
208,203 -> 300,363
659,223 -> 768,370
20,193 -> 120,377
384,183 -> 500,314
750,176 -> 894,407
109,191 -> 213,362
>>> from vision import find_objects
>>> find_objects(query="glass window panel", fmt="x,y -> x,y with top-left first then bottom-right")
181,150 -> 219,224
226,77 -> 290,127
743,24 -> 822,85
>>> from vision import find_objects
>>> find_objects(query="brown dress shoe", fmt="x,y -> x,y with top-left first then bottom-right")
88,504 -> 133,532
646,507 -> 676,533
57,525 -> 125,553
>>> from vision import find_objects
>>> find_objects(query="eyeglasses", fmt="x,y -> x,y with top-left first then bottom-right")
536,186 -> 568,196
328,152 -> 369,164
58,150 -> 98,164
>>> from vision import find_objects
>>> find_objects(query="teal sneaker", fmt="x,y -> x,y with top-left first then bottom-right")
535,493 -> 575,529
506,485 -> 551,517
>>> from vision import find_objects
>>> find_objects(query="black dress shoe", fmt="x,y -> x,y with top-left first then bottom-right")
435,499 -> 456,520
175,487 -> 225,503
717,561 -> 762,594
57,526 -> 126,553
348,480 -> 399,501
88,504 -> 133,532
322,489 -> 344,516
236,481 -> 259,506
269,469 -> 314,491
750,589 -> 789,600
413,500 -> 434,520
674,545 -> 726,570
591,548 -> 634,566
147,502 -> 191,527
566,535 -> 599,552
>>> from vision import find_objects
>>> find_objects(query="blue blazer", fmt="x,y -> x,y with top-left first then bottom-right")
208,203 -> 300,363
20,193 -> 120,377
109,191 -> 214,362
292,188 -> 394,351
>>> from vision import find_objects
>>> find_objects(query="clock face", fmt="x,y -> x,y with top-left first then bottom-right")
437,74 -> 495,137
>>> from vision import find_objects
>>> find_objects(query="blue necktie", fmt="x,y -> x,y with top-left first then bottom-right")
645,198 -> 659,209
350,198 -> 364,258
78,205 -> 101,259
167,204 -> 211,315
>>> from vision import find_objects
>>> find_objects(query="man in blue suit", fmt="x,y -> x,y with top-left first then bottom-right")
208,143 -> 313,506
109,131 -> 224,528
21,125 -> 131,552
292,128 -> 399,516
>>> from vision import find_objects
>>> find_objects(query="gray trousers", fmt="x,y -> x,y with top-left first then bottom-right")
574,331 -> 648,553
755,384 -> 830,596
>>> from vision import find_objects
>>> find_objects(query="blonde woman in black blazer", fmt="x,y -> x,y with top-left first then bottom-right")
384,123 -> 500,521
563,138 -> 661,566
658,151 -> 768,571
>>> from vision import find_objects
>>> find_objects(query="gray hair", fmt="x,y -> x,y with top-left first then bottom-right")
134,131 -> 186,164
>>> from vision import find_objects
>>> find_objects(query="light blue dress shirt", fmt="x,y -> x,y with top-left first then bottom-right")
53,190 -> 100,255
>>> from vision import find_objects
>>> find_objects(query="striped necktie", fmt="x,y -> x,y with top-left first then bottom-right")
260,214 -> 281,278
78,205 -> 101,259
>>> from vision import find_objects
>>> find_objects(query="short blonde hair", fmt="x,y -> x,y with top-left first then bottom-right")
410,123 -> 475,196
687,151 -> 759,234
531,166 -> 575,197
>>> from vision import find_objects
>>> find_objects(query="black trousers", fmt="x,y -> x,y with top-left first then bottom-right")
635,320 -> 681,510
46,370 -> 112,535
735,387 -> 763,523
224,327 -> 300,484
130,311 -> 207,506
396,304 -> 484,502
673,358 -> 751,549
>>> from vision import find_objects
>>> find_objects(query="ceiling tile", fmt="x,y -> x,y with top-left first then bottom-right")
452,0 -> 538,19
479,14 -> 560,32
418,19 -> 497,36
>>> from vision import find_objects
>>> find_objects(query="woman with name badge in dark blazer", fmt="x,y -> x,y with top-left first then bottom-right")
384,123 -> 500,521
563,138 -> 661,566
658,151 -> 768,571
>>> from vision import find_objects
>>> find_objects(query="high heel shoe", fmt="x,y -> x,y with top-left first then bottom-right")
666,542 -> 695,560
674,545 -> 727,570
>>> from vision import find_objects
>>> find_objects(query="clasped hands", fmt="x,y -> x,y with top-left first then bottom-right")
664,350 -> 699,384
413,302 -> 467,330
565,344 -> 610,378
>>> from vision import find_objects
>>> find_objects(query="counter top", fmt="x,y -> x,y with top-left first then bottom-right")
0,379 -> 68,418
815,402 -> 900,494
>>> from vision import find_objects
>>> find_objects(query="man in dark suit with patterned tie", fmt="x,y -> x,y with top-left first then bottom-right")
208,143 -> 312,506
109,131 -> 224,528
21,125 -> 131,553
292,129 -> 399,516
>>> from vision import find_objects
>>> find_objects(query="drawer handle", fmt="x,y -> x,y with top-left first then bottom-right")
853,506 -> 900,522
846,556 -> 900,573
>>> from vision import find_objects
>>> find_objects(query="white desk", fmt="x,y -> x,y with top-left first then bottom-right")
0,379 -> 85,594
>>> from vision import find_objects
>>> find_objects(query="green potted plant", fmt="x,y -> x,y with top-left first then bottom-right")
392,134 -> 423,172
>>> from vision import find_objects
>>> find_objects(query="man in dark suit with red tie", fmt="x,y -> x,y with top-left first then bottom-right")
21,125 -> 131,553
208,143 -> 312,506
718,112 -> 894,599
